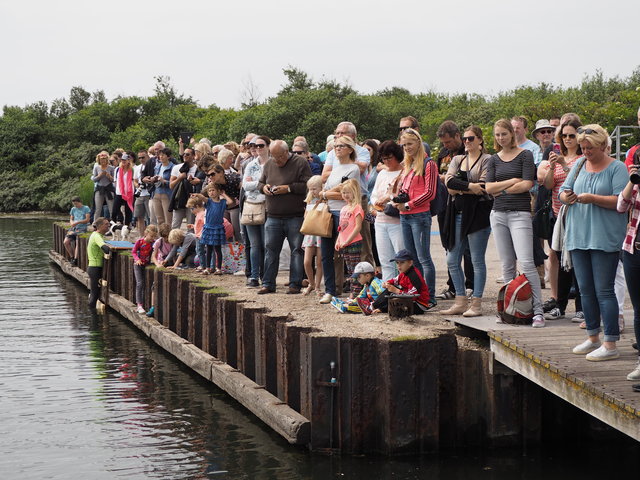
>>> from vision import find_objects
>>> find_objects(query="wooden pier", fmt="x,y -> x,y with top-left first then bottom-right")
50,223 -> 640,453
452,316 -> 640,442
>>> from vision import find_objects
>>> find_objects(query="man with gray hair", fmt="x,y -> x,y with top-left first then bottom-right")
292,139 -> 322,175
256,140 -> 312,294
321,121 -> 375,267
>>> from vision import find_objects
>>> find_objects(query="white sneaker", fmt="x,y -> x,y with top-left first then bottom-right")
572,339 -> 602,354
233,270 -> 246,276
627,359 -> 640,381
319,293 -> 333,304
531,314 -> 545,328
570,311 -> 584,323
136,305 -> 145,314
544,308 -> 565,320
586,345 -> 619,362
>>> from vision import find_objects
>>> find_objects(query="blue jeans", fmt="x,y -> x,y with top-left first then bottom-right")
447,214 -> 491,298
246,223 -> 265,280
374,221 -> 405,282
320,211 -> 341,296
622,251 -> 640,349
400,211 -> 435,300
571,249 -> 620,342
263,216 -> 304,290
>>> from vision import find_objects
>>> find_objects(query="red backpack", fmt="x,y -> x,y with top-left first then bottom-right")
497,274 -> 534,325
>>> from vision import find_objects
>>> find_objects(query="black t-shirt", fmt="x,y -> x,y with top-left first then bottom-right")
437,143 -> 466,174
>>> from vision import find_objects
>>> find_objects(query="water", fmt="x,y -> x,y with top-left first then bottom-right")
1,217 -> 638,479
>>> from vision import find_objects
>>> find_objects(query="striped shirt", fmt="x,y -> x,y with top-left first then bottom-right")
486,150 -> 536,212
618,184 -> 640,254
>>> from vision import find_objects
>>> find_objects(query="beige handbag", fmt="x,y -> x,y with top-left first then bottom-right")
300,200 -> 333,238
240,200 -> 266,225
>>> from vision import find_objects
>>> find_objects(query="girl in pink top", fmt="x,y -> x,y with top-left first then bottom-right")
335,179 -> 364,298
186,194 -> 207,271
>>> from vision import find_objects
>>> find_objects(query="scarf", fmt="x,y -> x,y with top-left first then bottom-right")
117,167 -> 134,212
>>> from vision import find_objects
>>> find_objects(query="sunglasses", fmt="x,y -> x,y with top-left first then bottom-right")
561,133 -> 576,139
398,126 -> 412,132
538,129 -> 555,135
462,136 -> 476,142
577,127 -> 597,135
292,151 -> 305,155
255,144 -> 267,148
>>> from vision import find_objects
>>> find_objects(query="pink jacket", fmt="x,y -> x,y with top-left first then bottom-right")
399,158 -> 438,214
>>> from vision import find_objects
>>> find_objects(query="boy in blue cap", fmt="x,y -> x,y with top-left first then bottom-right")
372,249 -> 432,314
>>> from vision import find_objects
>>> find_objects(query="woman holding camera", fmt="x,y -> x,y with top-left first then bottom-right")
391,128 -> 438,306
486,119 -> 544,327
319,136 -> 361,304
618,160 -> 640,383
440,126 -> 492,317
560,124 -> 628,361
91,151 -> 115,220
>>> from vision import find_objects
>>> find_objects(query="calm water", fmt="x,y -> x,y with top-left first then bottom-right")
1,217 -> 638,480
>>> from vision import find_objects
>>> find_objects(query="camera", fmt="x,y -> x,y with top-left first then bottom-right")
179,162 -> 190,174
392,191 -> 410,204
630,165 -> 640,185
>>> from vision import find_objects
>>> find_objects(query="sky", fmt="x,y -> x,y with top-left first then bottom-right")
1,0 -> 639,111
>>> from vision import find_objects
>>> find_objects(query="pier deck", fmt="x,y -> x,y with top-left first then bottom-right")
450,315 -> 640,442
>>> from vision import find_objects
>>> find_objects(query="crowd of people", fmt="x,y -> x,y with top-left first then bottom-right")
70,110 -> 640,391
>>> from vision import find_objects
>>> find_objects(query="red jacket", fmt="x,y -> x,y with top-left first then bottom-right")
399,157 -> 438,214
387,265 -> 430,306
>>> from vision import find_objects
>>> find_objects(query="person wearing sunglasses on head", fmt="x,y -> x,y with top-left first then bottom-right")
560,125 -> 628,361
440,126 -> 492,317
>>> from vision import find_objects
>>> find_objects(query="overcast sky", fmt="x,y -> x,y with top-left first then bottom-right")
1,0 -> 638,111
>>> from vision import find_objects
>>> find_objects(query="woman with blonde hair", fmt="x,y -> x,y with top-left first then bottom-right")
91,150 -> 115,219
486,119 -> 543,327
319,136 -> 361,303
560,124 -> 628,360
391,128 -> 438,307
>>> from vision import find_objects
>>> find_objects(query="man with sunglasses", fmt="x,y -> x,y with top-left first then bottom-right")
293,140 -> 322,175
398,116 -> 431,156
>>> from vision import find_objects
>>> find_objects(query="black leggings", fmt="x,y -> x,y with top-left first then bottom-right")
88,266 -> 102,309
206,245 -> 223,270
112,195 -> 133,226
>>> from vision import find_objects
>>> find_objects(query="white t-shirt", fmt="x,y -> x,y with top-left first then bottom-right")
134,164 -> 150,197
171,163 -> 198,180
370,168 -> 402,224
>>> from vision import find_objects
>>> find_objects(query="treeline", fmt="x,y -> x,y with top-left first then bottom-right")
1,67 -> 639,212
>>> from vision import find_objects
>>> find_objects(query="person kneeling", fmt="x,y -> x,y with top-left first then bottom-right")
371,249 -> 431,314
330,262 -> 384,315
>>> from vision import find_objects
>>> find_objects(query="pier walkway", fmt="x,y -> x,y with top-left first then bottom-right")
450,315 -> 640,442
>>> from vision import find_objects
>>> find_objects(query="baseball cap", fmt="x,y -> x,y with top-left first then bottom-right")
390,249 -> 414,262
351,261 -> 375,278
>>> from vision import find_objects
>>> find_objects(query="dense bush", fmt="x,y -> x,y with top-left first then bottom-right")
1,69 -> 639,212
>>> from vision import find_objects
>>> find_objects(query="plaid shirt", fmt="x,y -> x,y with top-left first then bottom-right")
618,184 -> 640,254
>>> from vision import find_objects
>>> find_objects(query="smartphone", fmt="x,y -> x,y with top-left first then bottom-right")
552,144 -> 561,155
180,132 -> 193,145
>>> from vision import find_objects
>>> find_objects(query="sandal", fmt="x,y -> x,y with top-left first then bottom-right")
202,268 -> 211,275
303,286 -> 315,296
213,269 -> 223,275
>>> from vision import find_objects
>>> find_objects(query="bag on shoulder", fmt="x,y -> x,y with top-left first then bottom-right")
496,274 -> 534,325
300,200 -> 333,238
240,200 -> 266,225
422,157 -> 447,216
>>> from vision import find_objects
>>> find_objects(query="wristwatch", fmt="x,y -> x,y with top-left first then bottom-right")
404,203 -> 410,211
